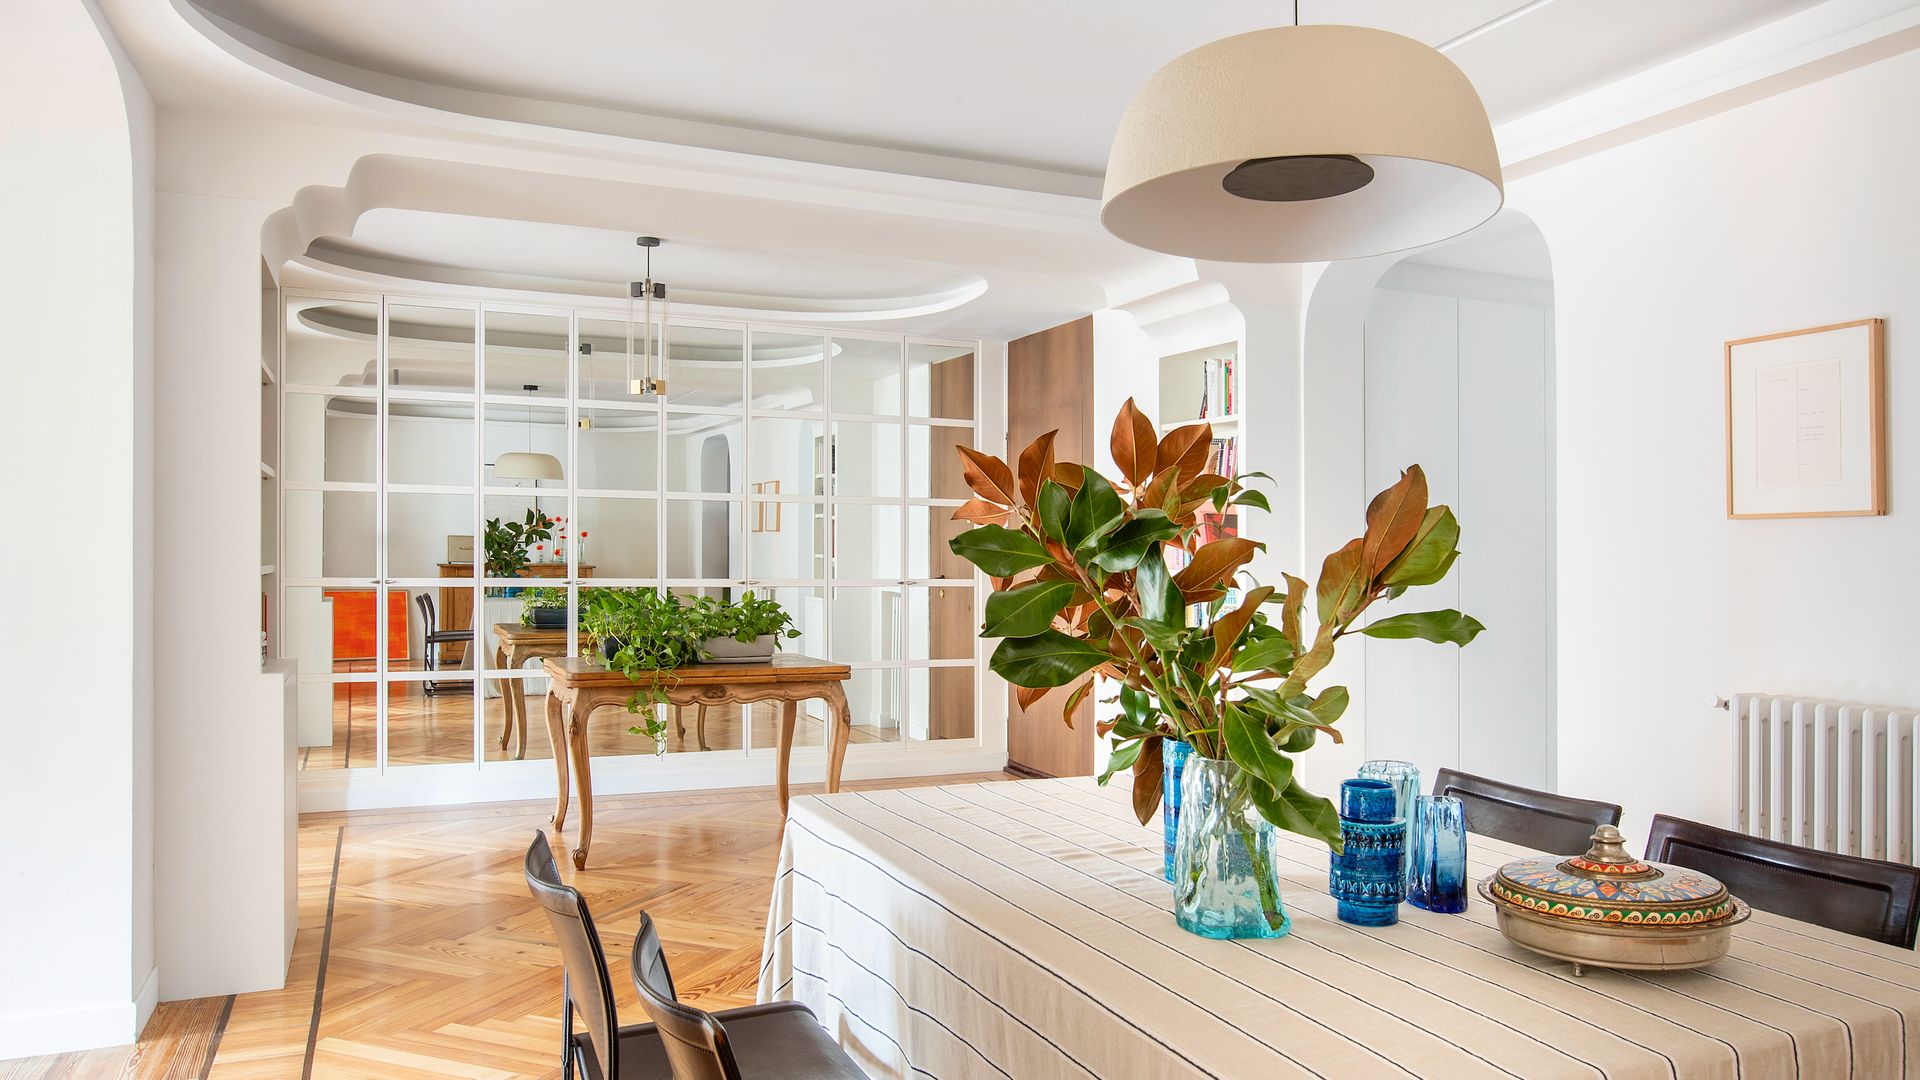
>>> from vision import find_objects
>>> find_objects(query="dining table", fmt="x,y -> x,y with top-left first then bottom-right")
760,776 -> 1920,1079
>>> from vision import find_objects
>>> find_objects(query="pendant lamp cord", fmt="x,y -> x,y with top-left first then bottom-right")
1294,0 -> 1299,27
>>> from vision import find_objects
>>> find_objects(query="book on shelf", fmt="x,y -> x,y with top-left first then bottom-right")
1196,355 -> 1236,419
1205,437 -> 1236,478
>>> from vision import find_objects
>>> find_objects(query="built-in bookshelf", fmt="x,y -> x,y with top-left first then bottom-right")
1158,341 -> 1242,628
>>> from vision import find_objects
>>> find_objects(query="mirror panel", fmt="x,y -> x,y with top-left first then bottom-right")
830,335 -> 901,416
907,342 -> 975,420
749,331 -> 826,413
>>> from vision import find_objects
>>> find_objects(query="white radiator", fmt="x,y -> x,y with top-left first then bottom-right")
1728,693 -> 1920,864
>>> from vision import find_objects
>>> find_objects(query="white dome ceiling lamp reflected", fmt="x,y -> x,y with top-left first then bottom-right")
1101,13 -> 1503,263
493,383 -> 565,487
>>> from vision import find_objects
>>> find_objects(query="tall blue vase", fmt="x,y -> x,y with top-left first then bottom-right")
1330,778 -> 1406,926
1358,759 -> 1421,891
1408,794 -> 1469,914
1162,740 -> 1193,881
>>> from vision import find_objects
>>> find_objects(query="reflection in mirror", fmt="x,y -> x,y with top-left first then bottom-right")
831,587 -> 900,663
906,506 -> 972,581
665,411 -> 742,495
578,318 -> 643,405
484,400 -> 565,490
907,342 -> 975,419
284,490 -> 376,579
286,583 -> 378,770
748,416 -> 822,496
482,674 -> 553,764
481,493 -> 570,581
749,331 -> 826,412
748,500 -> 824,581
750,585 -> 827,750
293,675 -> 376,771
574,497 -> 657,579
387,303 -> 475,392
830,336 -> 901,416
282,391 -> 374,484
905,586 -> 975,661
832,504 -> 901,581
846,668 -> 903,744
664,499 -> 743,580
908,424 -> 974,500
285,299 -> 377,387
833,421 -> 902,497
384,671 -> 476,767
666,323 -> 744,409
387,492 -> 477,580
389,399 -> 476,487
908,667 -> 976,741
483,311 -> 567,400
576,412 -> 657,491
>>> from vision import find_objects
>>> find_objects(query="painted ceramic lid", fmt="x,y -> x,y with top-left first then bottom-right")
1487,826 -> 1739,927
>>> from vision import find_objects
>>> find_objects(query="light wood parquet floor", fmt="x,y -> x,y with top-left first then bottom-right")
1,772 -> 1010,1080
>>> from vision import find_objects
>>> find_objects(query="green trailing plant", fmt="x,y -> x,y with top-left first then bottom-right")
945,397 -> 1484,854
577,588 -> 801,751
484,509 -> 555,579
518,586 -> 570,624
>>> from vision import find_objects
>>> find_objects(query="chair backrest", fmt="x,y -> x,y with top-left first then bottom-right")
414,591 -> 436,631
523,832 -> 621,1076
1646,814 -> 1920,949
629,913 -> 743,1080
1432,768 -> 1622,856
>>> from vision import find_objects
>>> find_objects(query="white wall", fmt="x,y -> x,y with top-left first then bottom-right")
0,0 -> 155,1058
1514,45 -> 1920,843
1361,272 -> 1554,790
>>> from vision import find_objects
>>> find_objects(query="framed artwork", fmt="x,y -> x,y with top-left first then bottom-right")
1725,318 -> 1885,519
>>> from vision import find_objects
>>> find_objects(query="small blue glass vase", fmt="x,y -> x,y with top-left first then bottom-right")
1408,794 -> 1469,913
1358,759 -> 1421,890
1330,779 -> 1406,926
1162,740 -> 1193,882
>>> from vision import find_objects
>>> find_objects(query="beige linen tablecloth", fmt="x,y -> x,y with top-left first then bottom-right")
759,777 -> 1920,1079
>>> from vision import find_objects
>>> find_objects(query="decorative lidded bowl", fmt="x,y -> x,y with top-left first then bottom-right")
1477,825 -> 1750,974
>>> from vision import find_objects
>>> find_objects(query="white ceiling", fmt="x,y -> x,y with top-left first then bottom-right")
190,0 -> 1825,176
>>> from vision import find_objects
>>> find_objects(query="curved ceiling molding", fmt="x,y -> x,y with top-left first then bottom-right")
263,155 -> 992,322
173,0 -> 1101,200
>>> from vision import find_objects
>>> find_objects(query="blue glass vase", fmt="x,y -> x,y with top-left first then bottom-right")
1408,794 -> 1469,914
1330,779 -> 1406,926
1172,757 -> 1290,939
1162,740 -> 1193,882
1358,759 -> 1421,890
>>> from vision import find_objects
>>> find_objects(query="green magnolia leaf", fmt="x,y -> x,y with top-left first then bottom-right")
1114,684 -> 1159,738
1250,777 -> 1344,852
1381,506 -> 1461,588
1092,510 -> 1179,573
1306,685 -> 1350,725
1315,537 -> 1370,626
1231,634 -> 1295,674
1230,488 -> 1272,513
989,630 -> 1109,688
979,579 -> 1077,639
1223,704 -> 1295,794
1064,466 -> 1127,552
1119,615 -> 1185,651
1097,737 -> 1141,785
1135,549 -> 1184,629
1359,609 -> 1485,646
1036,480 -> 1071,544
949,524 -> 1054,577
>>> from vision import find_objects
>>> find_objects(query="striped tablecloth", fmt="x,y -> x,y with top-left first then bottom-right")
759,777 -> 1920,1079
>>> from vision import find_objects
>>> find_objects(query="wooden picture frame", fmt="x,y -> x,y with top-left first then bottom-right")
1725,318 -> 1885,519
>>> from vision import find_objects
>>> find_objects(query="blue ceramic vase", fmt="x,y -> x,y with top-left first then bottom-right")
1329,778 -> 1406,927
1162,740 -> 1193,882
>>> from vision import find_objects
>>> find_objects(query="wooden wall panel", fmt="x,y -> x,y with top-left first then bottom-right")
1004,317 -> 1096,777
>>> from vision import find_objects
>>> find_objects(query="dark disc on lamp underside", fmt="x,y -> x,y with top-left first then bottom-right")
1222,154 -> 1375,202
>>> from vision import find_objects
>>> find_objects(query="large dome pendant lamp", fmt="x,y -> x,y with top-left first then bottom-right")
1100,12 -> 1503,263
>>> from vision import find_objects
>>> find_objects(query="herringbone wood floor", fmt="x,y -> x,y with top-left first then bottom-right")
2,772 -> 1010,1080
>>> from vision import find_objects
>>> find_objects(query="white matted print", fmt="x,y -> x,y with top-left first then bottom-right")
1726,318 -> 1884,518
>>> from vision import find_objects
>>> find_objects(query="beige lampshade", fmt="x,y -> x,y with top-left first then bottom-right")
1102,25 -> 1503,263
493,452 -> 564,482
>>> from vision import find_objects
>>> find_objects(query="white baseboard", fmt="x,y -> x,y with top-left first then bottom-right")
134,965 -> 159,1039
297,743 -> 1008,813
0,987 -> 147,1062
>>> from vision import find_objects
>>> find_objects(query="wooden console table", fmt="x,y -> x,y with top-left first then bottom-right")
541,654 -> 852,869
490,623 -> 572,760
433,563 -> 593,666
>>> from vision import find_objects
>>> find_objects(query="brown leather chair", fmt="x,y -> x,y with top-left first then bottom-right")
628,912 -> 868,1080
523,834 -> 867,1079
1432,768 -> 1623,856
1646,814 -> 1920,949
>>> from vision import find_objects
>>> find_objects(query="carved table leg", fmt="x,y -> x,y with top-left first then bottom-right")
495,645 -> 512,751
697,704 -> 710,751
507,647 -> 530,761
546,689 -> 569,831
674,704 -> 686,740
568,696 -> 595,870
824,684 -> 852,795
776,700 -> 798,816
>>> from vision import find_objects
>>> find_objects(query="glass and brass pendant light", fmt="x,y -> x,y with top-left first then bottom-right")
626,235 -> 669,397
1101,4 -> 1502,263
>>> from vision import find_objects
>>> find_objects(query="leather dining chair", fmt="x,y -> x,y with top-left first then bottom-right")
628,912 -> 868,1080
523,834 -> 868,1079
1432,768 -> 1623,856
1646,814 -> 1920,949
415,591 -> 473,695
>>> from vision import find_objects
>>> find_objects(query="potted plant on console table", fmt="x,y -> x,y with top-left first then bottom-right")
946,398 -> 1482,939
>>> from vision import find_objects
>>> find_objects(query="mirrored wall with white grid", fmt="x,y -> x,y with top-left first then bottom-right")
274,291 -> 982,775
